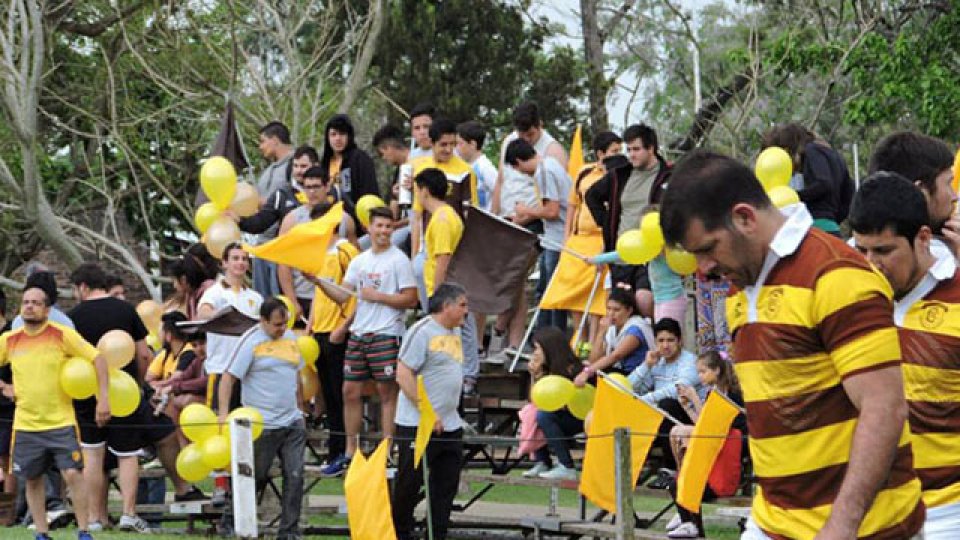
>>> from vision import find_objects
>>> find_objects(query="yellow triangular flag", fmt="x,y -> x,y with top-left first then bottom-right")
414,374 -> 438,468
567,124 -> 585,180
580,377 -> 663,513
344,438 -> 397,540
243,202 -> 343,275
676,391 -> 740,513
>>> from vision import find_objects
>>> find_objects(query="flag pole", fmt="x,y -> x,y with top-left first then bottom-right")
571,268 -> 603,348
596,371 -> 686,426
422,448 -> 435,540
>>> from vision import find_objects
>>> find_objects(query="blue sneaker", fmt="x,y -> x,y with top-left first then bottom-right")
320,454 -> 350,477
35,534 -> 53,540
78,531 -> 94,540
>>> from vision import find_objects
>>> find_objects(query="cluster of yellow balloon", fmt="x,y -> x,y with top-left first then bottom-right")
755,147 -> 802,209
136,300 -> 163,351
87,330 -> 141,416
530,375 -> 599,420
616,212 -> 664,265
176,403 -> 266,483
222,406 -> 265,442
355,194 -> 386,229
196,157 -> 251,259
60,357 -> 98,399
300,369 -> 319,402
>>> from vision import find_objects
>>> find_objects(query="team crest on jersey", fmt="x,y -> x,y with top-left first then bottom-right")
72,450 -> 81,463
764,287 -> 784,319
920,302 -> 947,330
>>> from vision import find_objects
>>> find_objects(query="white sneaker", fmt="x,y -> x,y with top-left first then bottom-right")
667,521 -> 700,538
665,513 -> 682,531
88,521 -> 105,532
522,462 -> 551,478
118,514 -> 154,534
539,463 -> 577,480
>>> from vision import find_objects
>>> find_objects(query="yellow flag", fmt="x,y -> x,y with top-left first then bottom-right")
344,438 -> 397,540
567,124 -> 585,180
580,377 -> 663,513
676,391 -> 740,513
243,202 -> 343,275
414,374 -> 438,468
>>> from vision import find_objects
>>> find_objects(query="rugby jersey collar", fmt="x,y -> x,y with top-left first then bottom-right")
893,250 -> 958,326
743,204 -> 813,323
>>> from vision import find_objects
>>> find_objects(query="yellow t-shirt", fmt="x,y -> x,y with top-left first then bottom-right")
409,155 -> 478,213
0,322 -> 98,431
311,239 -> 360,333
147,343 -> 194,381
424,205 -> 464,296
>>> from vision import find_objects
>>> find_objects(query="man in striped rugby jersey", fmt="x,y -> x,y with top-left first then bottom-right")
660,150 -> 923,539
852,172 -> 960,538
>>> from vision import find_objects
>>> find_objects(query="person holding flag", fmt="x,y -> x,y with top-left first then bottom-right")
392,283 -> 469,540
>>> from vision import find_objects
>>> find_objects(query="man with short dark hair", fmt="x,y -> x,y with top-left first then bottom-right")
315,208 -> 418,476
586,124 -> 669,300
409,102 -> 436,160
660,150 -> 923,539
217,298 -> 306,540
373,124 -> 413,245
851,173 -> 960,538
70,263 -> 201,532
868,131 -> 959,257
504,138 -> 571,331
105,274 -> 125,300
392,282 -> 469,540
12,267 -> 73,331
237,145 -> 317,246
456,120 -> 498,211
252,121 -> 296,296
0,286 -> 109,540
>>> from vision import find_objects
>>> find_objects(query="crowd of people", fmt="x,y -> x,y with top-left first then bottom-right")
0,96 -> 958,540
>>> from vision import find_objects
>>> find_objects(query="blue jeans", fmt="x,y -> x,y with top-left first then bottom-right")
535,408 -> 583,468
252,257 -> 280,298
412,251 -> 428,312
535,249 -> 567,331
461,312 -> 479,383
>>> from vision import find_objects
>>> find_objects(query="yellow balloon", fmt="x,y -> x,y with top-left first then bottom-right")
205,216 -> 241,259
640,211 -> 664,246
755,147 -> 793,190
181,403 -> 219,444
200,156 -> 238,210
60,357 -> 97,399
200,434 -> 231,470
606,373 -> 633,393
136,300 -> 163,334
229,181 -> 260,218
300,367 -> 319,401
567,384 -> 596,420
616,229 -> 663,265
297,335 -> 319,367
194,202 -> 222,234
355,194 -> 386,229
531,375 -> 576,412
768,186 -> 800,209
97,330 -> 136,370
108,369 -> 140,417
665,248 -> 698,275
276,295 -> 296,329
176,443 -> 212,483
224,406 -> 264,442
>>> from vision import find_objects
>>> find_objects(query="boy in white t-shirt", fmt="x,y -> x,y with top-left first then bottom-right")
456,120 -> 498,212
315,207 -> 418,476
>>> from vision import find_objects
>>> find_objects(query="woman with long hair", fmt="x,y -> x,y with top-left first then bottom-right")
573,287 -> 654,387
524,326 -> 584,480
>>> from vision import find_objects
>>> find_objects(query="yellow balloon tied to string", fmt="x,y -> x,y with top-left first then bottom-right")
200,157 -> 238,210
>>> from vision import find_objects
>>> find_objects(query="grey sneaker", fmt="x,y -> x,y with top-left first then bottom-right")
539,463 -> 577,480
88,521 -> 105,532
118,514 -> 153,533
522,462 -> 551,478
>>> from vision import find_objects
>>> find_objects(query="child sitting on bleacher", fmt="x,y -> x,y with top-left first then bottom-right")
522,327 -> 584,480
665,350 -> 745,538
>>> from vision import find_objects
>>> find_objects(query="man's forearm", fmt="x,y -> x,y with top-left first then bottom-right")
372,289 -> 418,310
827,396 -> 906,532
318,279 -> 352,304
217,373 -> 236,415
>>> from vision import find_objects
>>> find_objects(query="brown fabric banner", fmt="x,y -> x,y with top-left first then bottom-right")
446,206 -> 539,314
176,306 -> 257,336
197,100 -> 250,206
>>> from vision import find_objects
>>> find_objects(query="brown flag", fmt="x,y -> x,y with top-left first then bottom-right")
197,100 -> 250,206
446,206 -> 539,314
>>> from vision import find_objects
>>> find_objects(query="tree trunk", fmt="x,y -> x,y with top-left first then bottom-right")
669,72 -> 752,152
339,0 -> 386,113
581,0 -> 609,133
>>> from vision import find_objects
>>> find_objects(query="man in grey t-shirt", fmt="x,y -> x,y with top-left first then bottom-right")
392,283 -> 468,540
218,297 -> 305,540
504,138 -> 572,331
251,121 -> 294,297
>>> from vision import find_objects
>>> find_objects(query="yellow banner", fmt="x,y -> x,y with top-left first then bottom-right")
243,202 -> 343,275
414,374 -> 438,468
676,391 -> 740,513
344,438 -> 397,540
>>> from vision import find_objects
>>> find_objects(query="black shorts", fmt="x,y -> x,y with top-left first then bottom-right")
78,399 -> 176,457
12,427 -> 83,479
610,263 -> 651,292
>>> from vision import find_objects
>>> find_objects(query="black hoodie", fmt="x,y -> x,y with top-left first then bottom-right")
320,114 -> 380,229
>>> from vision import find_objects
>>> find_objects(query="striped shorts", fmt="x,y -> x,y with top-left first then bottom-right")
344,333 -> 400,382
